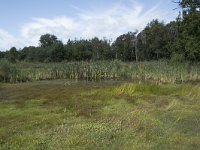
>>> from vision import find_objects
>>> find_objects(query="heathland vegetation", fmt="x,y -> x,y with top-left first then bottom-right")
1,0 -> 200,149
1,80 -> 200,149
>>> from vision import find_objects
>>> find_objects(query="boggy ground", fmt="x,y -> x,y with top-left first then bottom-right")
0,80 -> 200,150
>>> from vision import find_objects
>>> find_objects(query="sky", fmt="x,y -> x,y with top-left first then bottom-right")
0,0 -> 180,51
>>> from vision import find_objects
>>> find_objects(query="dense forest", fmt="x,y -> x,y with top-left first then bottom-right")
0,0 -> 200,63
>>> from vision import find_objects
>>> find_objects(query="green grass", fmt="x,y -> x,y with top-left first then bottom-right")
0,80 -> 200,149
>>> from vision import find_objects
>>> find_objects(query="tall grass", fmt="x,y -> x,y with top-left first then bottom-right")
1,60 -> 200,83
0,60 -> 26,83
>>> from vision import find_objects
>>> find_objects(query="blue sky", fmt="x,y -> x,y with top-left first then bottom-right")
0,0 -> 179,51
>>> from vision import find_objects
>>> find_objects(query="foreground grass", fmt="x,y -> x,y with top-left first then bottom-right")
0,80 -> 200,149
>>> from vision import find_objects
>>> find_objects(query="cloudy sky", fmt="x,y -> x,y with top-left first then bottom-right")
0,0 -> 179,51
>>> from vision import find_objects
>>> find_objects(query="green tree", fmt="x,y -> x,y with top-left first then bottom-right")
39,34 -> 58,48
6,47 -> 19,63
0,51 -> 5,59
142,20 -> 169,60
179,0 -> 200,15
182,11 -> 200,61
51,41 -> 65,62
112,32 -> 136,61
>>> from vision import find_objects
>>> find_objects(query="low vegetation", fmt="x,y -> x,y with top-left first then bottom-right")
0,80 -> 200,149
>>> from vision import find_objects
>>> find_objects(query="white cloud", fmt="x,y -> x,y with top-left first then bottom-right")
0,0 -> 177,51
0,29 -> 18,51
78,2 -> 162,40
21,17 -> 79,46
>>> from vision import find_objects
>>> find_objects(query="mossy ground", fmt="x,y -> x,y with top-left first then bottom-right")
0,80 -> 200,150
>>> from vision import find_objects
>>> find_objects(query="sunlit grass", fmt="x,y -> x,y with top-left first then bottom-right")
0,80 -> 200,149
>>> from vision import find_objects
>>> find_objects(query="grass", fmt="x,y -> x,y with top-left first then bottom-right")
0,80 -> 200,149
1,60 -> 200,83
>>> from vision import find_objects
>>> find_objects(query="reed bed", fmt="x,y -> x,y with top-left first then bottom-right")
1,60 -> 200,83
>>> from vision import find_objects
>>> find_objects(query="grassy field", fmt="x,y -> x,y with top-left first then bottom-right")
0,80 -> 200,149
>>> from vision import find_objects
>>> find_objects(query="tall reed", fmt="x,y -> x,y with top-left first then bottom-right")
1,60 -> 200,83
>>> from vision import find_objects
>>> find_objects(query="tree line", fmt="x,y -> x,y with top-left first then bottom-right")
1,0 -> 200,63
